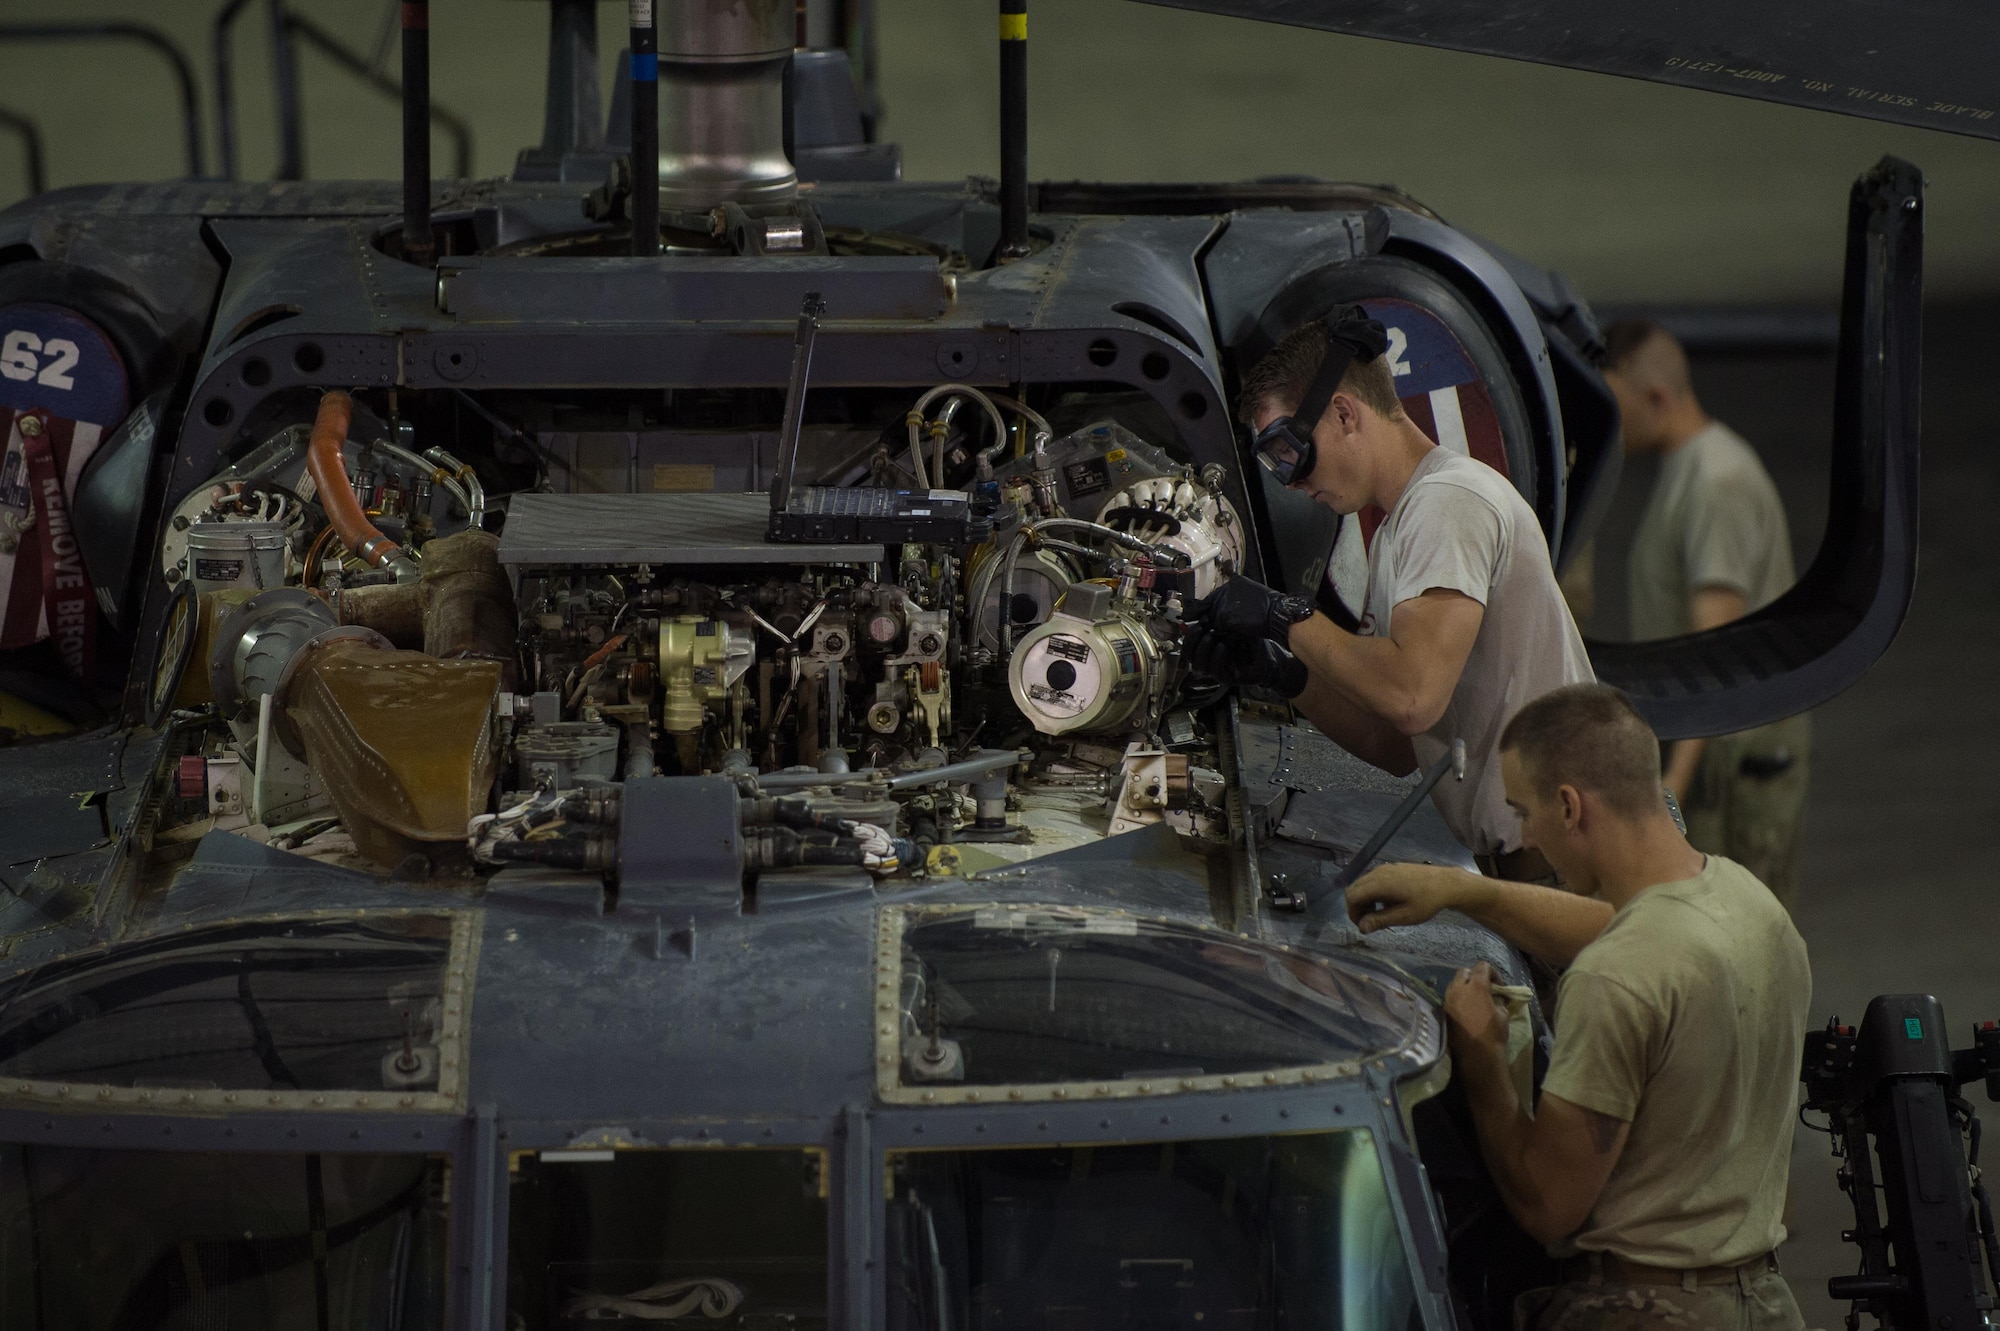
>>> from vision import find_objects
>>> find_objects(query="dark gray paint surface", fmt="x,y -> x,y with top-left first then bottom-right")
1133,0 -> 2000,142
500,492 -> 887,567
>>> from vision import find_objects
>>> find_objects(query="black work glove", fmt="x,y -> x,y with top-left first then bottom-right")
1188,576 -> 1314,645
1186,627 -> 1310,700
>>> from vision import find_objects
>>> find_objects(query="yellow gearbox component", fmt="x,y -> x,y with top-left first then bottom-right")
658,616 -> 754,735
284,639 -> 501,867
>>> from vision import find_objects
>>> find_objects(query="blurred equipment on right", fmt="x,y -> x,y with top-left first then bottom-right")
1801,994 -> 2000,1331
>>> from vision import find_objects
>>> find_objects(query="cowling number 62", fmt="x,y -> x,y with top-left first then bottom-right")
0,330 -> 80,390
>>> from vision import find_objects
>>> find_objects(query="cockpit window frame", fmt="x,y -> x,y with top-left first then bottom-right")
874,903 -> 1441,1107
0,909 -> 481,1116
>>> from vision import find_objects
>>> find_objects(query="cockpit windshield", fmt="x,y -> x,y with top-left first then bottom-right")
0,914 -> 468,1110
0,1146 -> 446,1330
885,907 -> 1432,1101
506,1148 -> 830,1330
887,1129 -> 1419,1330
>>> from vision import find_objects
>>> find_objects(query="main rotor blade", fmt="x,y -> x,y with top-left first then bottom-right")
1129,0 -> 2000,142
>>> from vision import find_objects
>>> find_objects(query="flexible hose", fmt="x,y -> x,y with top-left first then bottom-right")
983,391 -> 1053,442
903,410 -> 931,489
915,385 -> 1010,480
1027,517 -> 1187,566
1029,537 -> 1103,562
999,528 -> 1028,654
489,837 -> 616,871
362,438 -> 470,519
306,391 -> 416,578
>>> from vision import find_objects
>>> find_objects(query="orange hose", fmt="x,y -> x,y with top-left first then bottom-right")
305,390 -> 399,569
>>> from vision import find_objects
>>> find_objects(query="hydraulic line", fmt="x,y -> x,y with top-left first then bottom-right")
489,837 -> 618,871
911,384 -> 1010,484
305,391 -> 419,581
999,527 -> 1027,652
743,825 -> 867,869
363,437 -> 477,526
1026,517 -> 1187,566
983,391 -> 1052,442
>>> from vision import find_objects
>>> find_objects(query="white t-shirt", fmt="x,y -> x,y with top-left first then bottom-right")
1628,421 -> 1795,642
1359,449 -> 1594,854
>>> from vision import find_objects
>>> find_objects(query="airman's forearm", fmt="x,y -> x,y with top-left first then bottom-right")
1290,614 -> 1433,735
1454,1033 -> 1533,1191
1435,870 -> 1613,968
1292,670 -> 1418,776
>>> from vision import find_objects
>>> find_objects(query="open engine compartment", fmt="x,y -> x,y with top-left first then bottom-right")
153,372 -> 1251,895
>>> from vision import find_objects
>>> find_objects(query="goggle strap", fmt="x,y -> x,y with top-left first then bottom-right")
1291,321 -> 1360,434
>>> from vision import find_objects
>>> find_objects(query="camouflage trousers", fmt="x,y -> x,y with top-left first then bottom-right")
1516,1264 -> 1807,1331
1681,712 -> 1812,911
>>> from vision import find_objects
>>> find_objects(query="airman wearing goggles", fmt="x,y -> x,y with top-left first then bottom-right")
1187,307 -> 1592,870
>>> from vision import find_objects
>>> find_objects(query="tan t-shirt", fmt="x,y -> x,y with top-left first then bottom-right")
1629,422 -> 1795,641
1359,448 -> 1594,855
1542,856 -> 1811,1266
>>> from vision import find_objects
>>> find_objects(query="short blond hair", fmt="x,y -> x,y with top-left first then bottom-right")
1239,321 -> 1403,424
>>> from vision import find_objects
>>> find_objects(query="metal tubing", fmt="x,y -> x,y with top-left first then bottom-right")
996,0 -> 1029,259
213,0 -> 254,180
0,22 -> 204,177
0,108 -> 45,197
286,13 -> 474,178
265,0 -> 304,179
630,0 -> 659,255
751,748 -> 1024,792
1309,738 -> 1466,932
401,0 -> 433,264
885,749 -> 1026,791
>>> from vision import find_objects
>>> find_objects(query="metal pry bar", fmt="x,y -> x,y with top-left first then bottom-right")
769,290 -> 826,515
1306,737 -> 1466,934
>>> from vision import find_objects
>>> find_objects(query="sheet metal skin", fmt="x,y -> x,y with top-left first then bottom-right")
0,708 -> 1498,1331
1132,0 -> 2000,144
0,176 -> 1572,731
0,699 -> 1504,1319
0,110 -> 1910,1328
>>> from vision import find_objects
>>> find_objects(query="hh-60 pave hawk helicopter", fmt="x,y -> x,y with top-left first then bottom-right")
0,0 -> 1992,1328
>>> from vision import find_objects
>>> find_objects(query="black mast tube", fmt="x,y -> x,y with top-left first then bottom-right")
630,0 -> 659,256
266,0 -> 304,179
997,0 -> 1028,259
401,0 -> 433,265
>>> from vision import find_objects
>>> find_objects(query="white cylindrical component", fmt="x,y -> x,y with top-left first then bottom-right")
1008,606 -> 1164,737
970,545 -> 1076,654
185,521 -> 290,594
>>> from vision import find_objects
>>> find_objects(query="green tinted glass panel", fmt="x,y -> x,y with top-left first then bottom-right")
887,1130 -> 1418,1330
